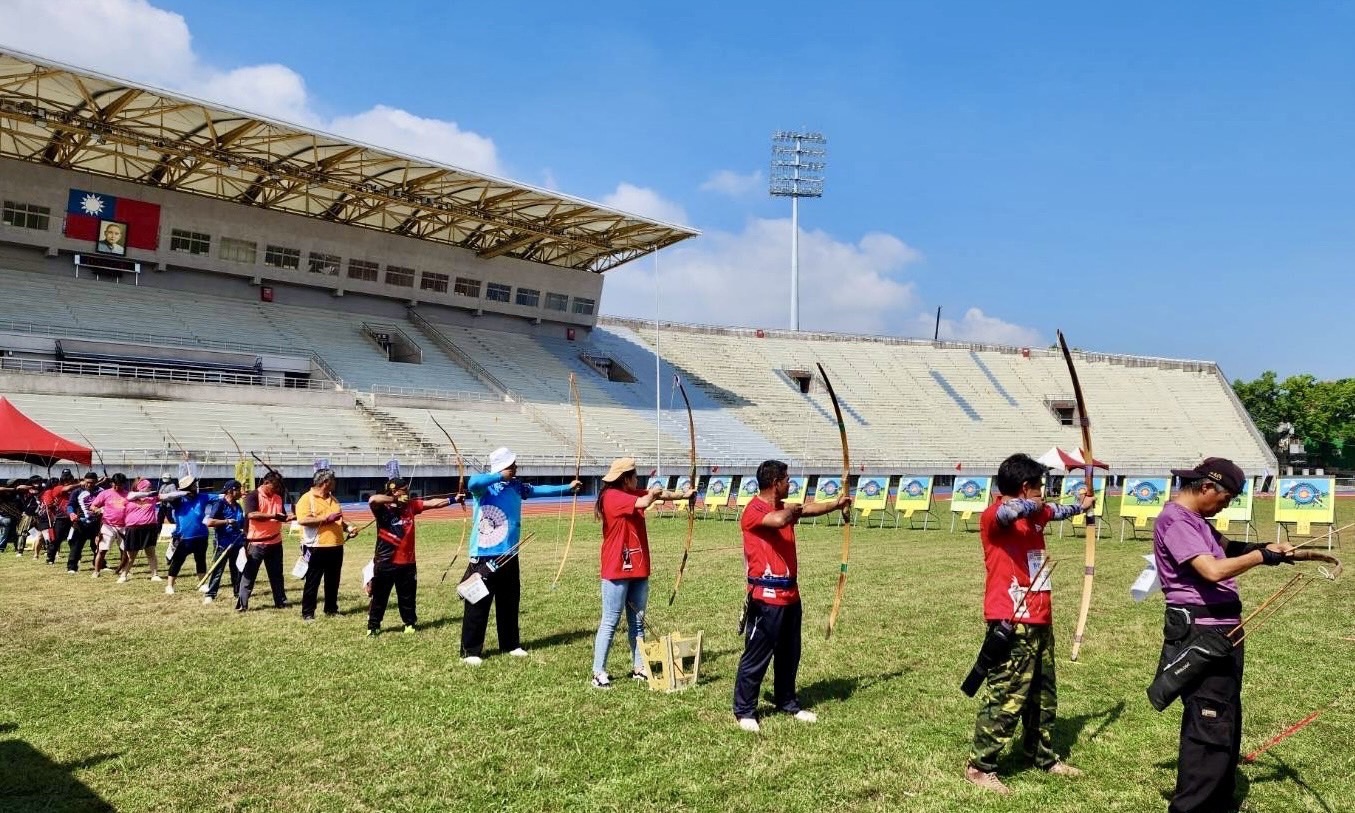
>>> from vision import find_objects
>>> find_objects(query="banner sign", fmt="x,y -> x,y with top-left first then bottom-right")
1120,477 -> 1171,521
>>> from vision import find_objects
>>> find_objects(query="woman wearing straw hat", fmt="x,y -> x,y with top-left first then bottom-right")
589,457 -> 694,688
459,447 -> 581,666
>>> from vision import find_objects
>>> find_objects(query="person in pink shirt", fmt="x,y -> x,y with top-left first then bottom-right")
89,473 -> 130,578
118,478 -> 162,583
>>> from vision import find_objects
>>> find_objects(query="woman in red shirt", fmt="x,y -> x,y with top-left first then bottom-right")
590,457 -> 693,689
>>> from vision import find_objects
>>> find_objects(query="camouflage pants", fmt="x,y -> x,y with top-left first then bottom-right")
970,623 -> 1059,772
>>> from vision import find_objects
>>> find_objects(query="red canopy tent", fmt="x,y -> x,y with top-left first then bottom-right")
0,397 -> 91,469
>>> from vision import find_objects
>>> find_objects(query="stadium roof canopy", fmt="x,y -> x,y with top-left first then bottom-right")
0,49 -> 697,273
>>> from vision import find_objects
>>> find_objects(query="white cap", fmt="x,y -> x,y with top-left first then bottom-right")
488,447 -> 517,473
178,475 -> 196,490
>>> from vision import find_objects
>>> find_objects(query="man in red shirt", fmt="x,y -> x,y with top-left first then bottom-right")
366,477 -> 453,635
966,453 -> 1093,794
733,459 -> 851,733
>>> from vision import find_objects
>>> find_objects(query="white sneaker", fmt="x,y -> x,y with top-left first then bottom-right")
165,585 -> 175,595
117,574 -> 129,584
591,672 -> 612,689
202,596 -> 214,605
507,648 -> 529,657
198,584 -> 209,593
463,656 -> 483,666
737,718 -> 760,733
793,710 -> 818,724
150,575 -> 162,582
66,569 -> 76,575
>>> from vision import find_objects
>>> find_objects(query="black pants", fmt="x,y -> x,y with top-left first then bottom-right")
369,563 -> 417,631
732,598 -> 803,718
0,514 -> 14,551
47,515 -> 72,563
65,522 -> 98,571
167,537 -> 209,578
1163,632 -> 1245,813
301,546 -> 345,618
459,557 -> 521,657
204,544 -> 242,599
236,542 -> 287,610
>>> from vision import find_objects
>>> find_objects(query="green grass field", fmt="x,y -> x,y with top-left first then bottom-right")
1,497 -> 1351,812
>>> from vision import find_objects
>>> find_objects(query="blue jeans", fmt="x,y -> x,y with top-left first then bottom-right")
592,578 -> 649,676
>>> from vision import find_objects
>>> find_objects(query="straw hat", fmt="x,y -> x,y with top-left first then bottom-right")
602,457 -> 637,483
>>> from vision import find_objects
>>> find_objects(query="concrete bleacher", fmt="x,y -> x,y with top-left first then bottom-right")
0,266 -> 1274,478
604,318 -> 1273,474
0,267 -> 492,395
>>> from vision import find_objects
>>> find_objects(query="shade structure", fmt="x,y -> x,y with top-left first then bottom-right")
1036,446 -> 1109,471
0,397 -> 92,469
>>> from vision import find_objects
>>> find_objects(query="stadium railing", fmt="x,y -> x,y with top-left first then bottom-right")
0,356 -> 333,390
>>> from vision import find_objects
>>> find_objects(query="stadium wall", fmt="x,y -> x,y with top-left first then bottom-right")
0,156 -> 602,336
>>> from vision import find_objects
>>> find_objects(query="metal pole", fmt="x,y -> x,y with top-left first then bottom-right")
654,250 -> 661,474
933,306 -> 941,341
791,195 -> 800,331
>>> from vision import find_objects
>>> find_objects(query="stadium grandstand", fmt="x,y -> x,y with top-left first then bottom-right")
0,48 -> 1275,492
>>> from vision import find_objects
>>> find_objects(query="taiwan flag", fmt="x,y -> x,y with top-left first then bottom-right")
64,189 -> 161,250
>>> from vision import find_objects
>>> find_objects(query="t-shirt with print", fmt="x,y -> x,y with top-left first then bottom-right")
599,487 -> 651,580
978,499 -> 1055,624
373,498 -> 424,568
740,496 -> 799,605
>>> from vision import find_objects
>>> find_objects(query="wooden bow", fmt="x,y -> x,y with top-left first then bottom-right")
76,429 -> 109,480
1059,330 -> 1098,662
667,374 -> 698,605
428,412 -> 472,583
550,373 -> 583,590
819,362 -> 852,639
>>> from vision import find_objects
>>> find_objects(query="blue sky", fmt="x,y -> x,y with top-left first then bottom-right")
4,0 -> 1353,379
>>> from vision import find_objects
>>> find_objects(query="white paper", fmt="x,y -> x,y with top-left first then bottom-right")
1131,554 -> 1161,602
457,572 -> 490,604
1026,549 -> 1052,592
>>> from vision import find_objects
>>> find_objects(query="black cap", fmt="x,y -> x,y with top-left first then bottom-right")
385,477 -> 409,492
1171,457 -> 1245,495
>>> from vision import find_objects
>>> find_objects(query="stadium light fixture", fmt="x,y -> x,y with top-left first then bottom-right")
770,131 -> 827,331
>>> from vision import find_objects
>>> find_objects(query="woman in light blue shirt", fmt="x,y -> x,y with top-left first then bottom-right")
459,447 -> 580,665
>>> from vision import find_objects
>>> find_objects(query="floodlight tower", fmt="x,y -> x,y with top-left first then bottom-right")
770,131 -> 827,331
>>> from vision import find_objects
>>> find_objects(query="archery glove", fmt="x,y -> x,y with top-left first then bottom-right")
1247,543 -> 1292,566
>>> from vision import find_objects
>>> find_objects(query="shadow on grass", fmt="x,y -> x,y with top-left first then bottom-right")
1245,753 -> 1332,813
0,726 -> 117,813
796,669 -> 911,707
519,628 -> 595,651
1051,699 -> 1127,756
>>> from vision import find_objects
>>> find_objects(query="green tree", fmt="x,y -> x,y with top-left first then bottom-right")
1233,372 -> 1355,470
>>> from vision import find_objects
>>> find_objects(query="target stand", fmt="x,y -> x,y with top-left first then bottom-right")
637,630 -> 704,693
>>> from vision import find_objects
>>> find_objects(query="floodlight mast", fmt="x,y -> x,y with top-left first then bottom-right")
770,131 -> 826,331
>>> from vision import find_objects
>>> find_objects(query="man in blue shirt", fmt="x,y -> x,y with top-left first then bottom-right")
459,447 -> 581,665
202,480 -> 246,605
162,476 -> 214,595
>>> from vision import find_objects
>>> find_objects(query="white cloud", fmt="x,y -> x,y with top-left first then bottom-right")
602,215 -> 920,335
328,106 -> 500,176
919,307 -> 1044,346
0,0 -> 193,87
602,182 -> 690,226
195,64 -> 316,125
0,0 -> 503,175
699,169 -> 763,199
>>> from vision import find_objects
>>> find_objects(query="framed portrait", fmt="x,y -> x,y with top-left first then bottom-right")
95,219 -> 128,256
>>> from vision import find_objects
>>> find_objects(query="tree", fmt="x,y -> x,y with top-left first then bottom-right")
1233,372 -> 1355,470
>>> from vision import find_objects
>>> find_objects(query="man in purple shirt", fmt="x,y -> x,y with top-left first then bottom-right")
1152,457 -> 1294,813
